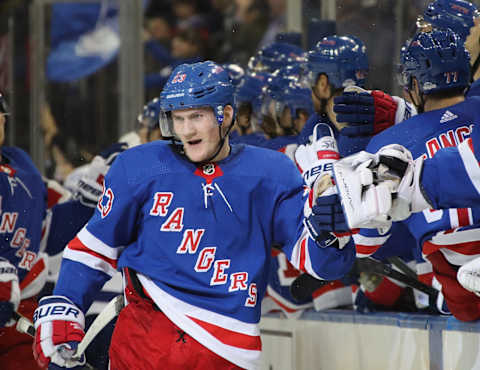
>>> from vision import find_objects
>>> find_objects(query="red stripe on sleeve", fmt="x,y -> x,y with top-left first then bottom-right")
67,236 -> 118,269
299,238 -> 307,273
457,208 -> 471,227
355,244 -> 380,256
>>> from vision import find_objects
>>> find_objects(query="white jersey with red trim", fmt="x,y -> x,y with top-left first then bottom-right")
53,141 -> 355,369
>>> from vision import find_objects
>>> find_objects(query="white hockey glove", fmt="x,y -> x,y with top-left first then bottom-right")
395,155 -> 433,214
33,296 -> 86,369
0,259 -> 20,327
74,142 -> 127,208
332,150 -> 391,229
295,123 -> 339,187
332,143 -> 415,229
457,257 -> 480,297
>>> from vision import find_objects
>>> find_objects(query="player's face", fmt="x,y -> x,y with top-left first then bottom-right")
172,107 -> 227,162
294,109 -> 309,133
279,106 -> 292,130
0,113 -> 5,147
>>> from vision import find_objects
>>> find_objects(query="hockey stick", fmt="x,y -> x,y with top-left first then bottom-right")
290,258 -> 439,302
13,311 -> 35,337
71,294 -> 124,360
14,295 -> 124,363
387,256 -> 417,279
356,258 -> 438,298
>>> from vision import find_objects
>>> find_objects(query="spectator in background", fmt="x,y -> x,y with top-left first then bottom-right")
205,0 -> 229,36
145,28 -> 206,98
217,0 -> 270,65
145,13 -> 173,48
172,0 -> 208,35
143,9 -> 174,71
258,0 -> 286,48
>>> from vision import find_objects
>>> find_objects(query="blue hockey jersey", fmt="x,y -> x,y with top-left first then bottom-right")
417,92 -> 480,209
0,147 -> 47,298
363,97 -> 480,275
54,141 -> 355,369
422,125 -> 480,210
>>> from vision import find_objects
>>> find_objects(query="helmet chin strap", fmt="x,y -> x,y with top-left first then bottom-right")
198,121 -> 233,165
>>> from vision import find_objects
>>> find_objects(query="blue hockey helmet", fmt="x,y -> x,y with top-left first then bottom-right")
305,35 -> 369,89
260,72 -> 313,130
283,81 -> 314,120
261,72 -> 291,123
423,0 -> 479,41
345,35 -> 369,71
402,29 -> 470,94
137,97 -> 162,130
222,63 -> 245,87
234,71 -> 270,124
247,42 -> 304,73
159,61 -> 235,137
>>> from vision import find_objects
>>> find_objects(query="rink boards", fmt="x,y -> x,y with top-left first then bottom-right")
260,310 -> 480,370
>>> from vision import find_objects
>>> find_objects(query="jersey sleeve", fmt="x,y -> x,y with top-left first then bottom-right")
353,226 -> 392,258
272,158 -> 356,281
337,133 -> 372,157
45,200 -> 95,256
54,154 -> 142,311
422,139 -> 480,209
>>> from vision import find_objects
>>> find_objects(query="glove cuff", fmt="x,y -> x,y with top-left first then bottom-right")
34,296 -> 85,330
410,157 -> 433,212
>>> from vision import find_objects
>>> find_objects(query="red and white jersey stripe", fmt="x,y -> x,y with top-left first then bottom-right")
63,226 -> 119,278
138,273 -> 262,370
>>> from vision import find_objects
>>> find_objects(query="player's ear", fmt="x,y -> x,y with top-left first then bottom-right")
222,104 -> 234,127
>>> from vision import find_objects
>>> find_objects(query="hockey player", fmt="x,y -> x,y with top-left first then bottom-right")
0,89 -> 117,369
260,71 -> 314,152
0,93 -> 46,369
406,125 -> 480,211
247,41 -> 304,75
337,29 -> 480,321
33,61 -> 355,369
300,35 -> 406,157
421,0 -> 480,97
230,71 -> 270,147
